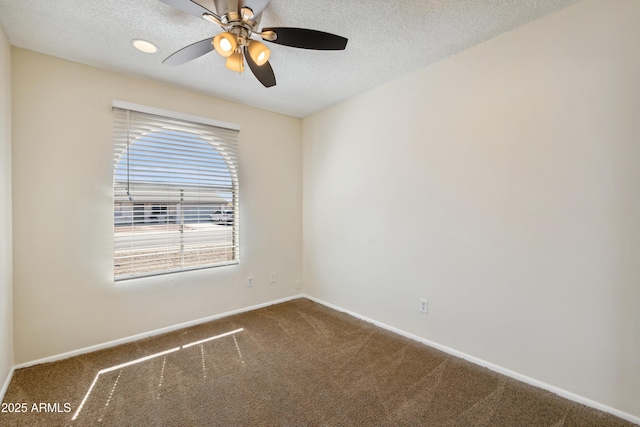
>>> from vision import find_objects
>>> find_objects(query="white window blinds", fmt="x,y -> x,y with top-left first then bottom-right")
113,104 -> 240,280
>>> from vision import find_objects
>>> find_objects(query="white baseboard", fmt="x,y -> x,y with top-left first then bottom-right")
1,366 -> 15,403
13,294 -> 304,370
302,294 -> 640,426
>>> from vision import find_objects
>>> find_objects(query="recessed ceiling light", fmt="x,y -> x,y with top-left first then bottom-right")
132,39 -> 158,54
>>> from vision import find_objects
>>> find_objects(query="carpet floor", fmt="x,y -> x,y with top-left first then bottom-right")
1,298 -> 637,426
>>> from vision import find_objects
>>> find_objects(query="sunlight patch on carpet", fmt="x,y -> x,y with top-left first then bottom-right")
72,328 -> 244,421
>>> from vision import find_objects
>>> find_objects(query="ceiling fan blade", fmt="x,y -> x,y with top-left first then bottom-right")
244,46 -> 276,88
159,0 -> 220,20
239,0 -> 271,18
261,27 -> 348,50
163,38 -> 215,66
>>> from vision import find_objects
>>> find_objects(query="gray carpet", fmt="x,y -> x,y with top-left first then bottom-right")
1,298 -> 637,426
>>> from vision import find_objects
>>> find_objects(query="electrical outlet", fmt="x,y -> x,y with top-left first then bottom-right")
419,299 -> 428,314
295,280 -> 301,289
270,272 -> 276,284
247,276 -> 254,287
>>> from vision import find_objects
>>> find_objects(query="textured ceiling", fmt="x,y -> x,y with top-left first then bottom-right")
0,0 -> 581,118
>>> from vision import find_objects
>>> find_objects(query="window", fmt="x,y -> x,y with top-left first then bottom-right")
112,102 -> 240,280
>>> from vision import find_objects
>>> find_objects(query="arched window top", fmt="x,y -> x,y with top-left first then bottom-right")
114,129 -> 233,190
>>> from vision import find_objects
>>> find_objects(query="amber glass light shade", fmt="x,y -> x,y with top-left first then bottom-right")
247,40 -> 270,66
225,51 -> 245,73
213,32 -> 237,58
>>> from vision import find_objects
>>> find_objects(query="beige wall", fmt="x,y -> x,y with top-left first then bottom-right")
11,49 -> 302,363
303,0 -> 640,418
0,26 -> 13,391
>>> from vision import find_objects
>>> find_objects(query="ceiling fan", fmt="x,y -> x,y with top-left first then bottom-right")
159,0 -> 348,88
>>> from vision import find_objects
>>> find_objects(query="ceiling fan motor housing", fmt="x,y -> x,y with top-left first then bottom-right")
212,0 -> 239,19
213,0 -> 258,27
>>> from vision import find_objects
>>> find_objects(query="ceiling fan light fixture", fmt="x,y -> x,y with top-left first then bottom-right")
225,51 -> 245,73
213,32 -> 237,57
248,40 -> 270,66
161,0 -> 349,88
